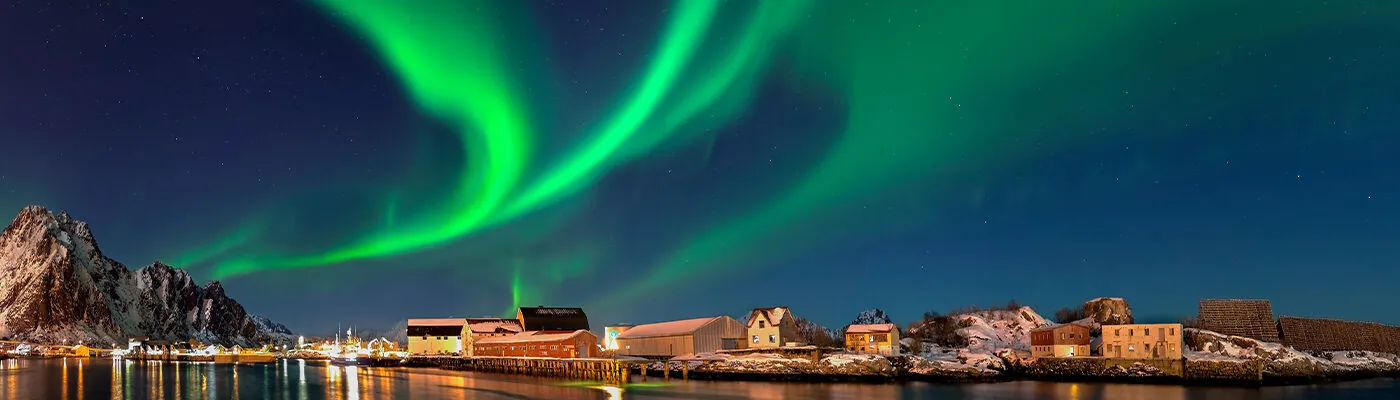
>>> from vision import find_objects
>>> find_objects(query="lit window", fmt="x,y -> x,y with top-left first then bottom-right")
769,335 -> 776,343
752,335 -> 759,343
1128,345 -> 1134,351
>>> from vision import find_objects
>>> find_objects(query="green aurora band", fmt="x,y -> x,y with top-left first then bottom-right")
172,0 -> 1396,311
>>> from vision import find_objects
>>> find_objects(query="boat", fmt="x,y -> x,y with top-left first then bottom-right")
330,353 -> 372,366
328,325 -> 373,366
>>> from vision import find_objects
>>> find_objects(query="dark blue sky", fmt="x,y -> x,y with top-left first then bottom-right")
1,0 -> 1397,335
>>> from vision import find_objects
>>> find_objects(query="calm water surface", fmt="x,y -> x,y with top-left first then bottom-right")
0,358 -> 1394,399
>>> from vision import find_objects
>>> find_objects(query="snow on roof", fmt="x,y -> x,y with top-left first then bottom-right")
475,330 -> 592,345
748,307 -> 790,326
846,324 -> 897,334
407,318 -> 467,326
464,318 -> 526,334
1031,322 -> 1091,332
616,317 -> 718,339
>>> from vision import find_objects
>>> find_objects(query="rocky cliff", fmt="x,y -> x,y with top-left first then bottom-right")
0,206 -> 292,346
1082,297 -> 1134,326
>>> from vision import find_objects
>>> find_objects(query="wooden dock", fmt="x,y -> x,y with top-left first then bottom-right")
408,356 -> 641,384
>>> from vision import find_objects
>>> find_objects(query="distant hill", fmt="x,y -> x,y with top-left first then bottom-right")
359,319 -> 408,344
849,309 -> 894,326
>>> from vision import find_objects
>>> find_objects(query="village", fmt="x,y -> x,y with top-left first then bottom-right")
387,297 -> 1400,385
3,296 -> 1397,387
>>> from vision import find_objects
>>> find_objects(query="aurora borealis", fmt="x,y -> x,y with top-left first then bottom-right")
3,1 -> 1398,333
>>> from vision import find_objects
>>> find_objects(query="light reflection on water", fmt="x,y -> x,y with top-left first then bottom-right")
0,358 -> 1393,399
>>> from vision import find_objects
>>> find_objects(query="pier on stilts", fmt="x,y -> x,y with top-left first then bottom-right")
408,356 -> 641,385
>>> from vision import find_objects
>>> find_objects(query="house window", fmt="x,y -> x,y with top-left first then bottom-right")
759,321 -> 766,328
1128,329 -> 1134,337
1128,345 -> 1134,351
1143,328 -> 1149,336
551,345 -> 558,350
1114,329 -> 1120,337
1170,344 -> 1176,351
769,335 -> 776,343
1170,328 -> 1175,336
752,335 -> 759,343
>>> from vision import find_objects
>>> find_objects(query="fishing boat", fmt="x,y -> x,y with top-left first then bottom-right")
328,326 -> 372,366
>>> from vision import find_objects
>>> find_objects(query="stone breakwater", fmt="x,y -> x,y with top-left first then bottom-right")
666,353 -> 1400,386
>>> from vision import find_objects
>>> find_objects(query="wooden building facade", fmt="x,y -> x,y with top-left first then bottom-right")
615,316 -> 747,359
1030,323 -> 1091,358
472,330 -> 599,359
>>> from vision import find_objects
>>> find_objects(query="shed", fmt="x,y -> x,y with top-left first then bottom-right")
615,316 -> 747,359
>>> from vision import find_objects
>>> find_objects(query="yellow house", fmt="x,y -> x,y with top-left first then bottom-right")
845,324 -> 900,355
1102,323 -> 1184,360
746,307 -> 803,348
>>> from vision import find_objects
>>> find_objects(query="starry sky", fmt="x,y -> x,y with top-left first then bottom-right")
2,0 -> 1397,335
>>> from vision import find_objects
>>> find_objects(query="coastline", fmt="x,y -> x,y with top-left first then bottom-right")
622,358 -> 1400,387
398,349 -> 1400,387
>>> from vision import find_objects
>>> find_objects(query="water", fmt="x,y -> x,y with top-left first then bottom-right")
0,358 -> 1394,399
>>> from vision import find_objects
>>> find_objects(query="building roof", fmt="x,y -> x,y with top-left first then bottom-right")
474,330 -> 594,345
1031,323 -> 1091,333
466,318 -> 523,334
747,307 -> 790,327
407,325 -> 464,337
517,306 -> 590,331
616,317 -> 721,339
407,318 -> 468,326
846,323 -> 898,334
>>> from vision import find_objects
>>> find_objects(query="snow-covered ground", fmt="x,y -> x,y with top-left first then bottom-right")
903,306 -> 1050,374
1185,328 -> 1400,374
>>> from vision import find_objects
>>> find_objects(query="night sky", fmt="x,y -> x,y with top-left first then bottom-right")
3,0 -> 1397,335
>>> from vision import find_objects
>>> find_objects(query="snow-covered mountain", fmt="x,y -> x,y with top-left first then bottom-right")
0,206 -> 293,346
849,309 -> 894,326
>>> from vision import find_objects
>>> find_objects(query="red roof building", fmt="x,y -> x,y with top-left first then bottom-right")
473,330 -> 599,359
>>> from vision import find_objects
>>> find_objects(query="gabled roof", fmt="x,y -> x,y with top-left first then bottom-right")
517,306 -> 590,331
474,330 -> 594,345
616,317 -> 720,339
747,306 -> 790,327
846,323 -> 897,334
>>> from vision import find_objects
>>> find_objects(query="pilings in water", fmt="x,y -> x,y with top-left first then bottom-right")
409,356 -> 633,385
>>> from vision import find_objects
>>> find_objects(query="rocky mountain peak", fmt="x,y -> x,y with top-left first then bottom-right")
204,281 -> 226,297
850,309 -> 894,326
0,206 -> 293,346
